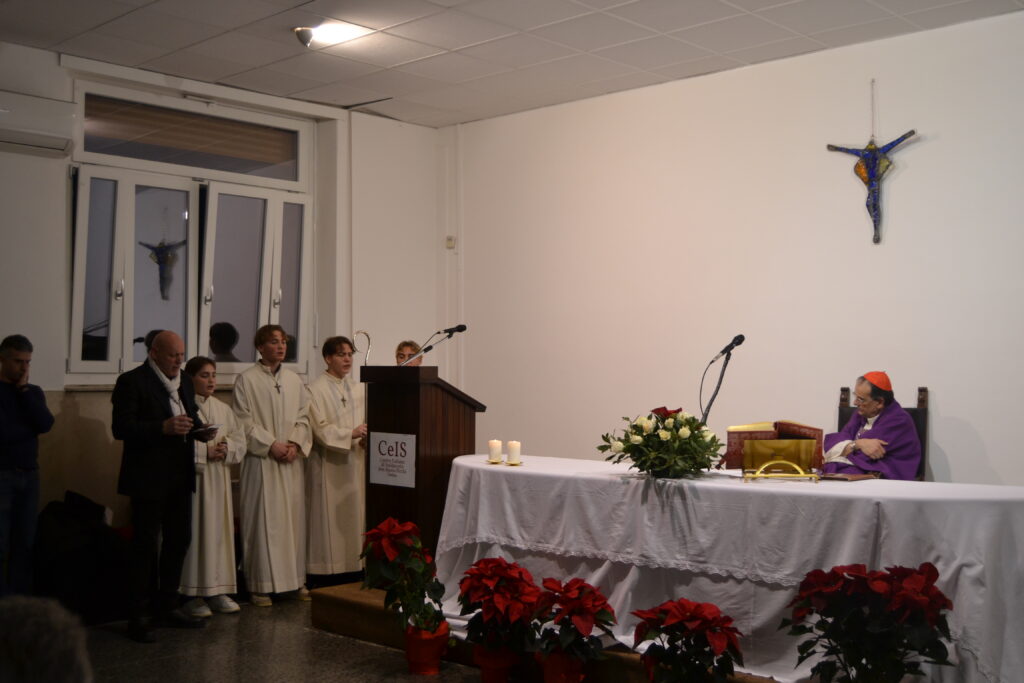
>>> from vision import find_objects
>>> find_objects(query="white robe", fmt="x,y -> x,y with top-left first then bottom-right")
233,362 -> 312,594
180,394 -> 245,597
306,372 -> 366,574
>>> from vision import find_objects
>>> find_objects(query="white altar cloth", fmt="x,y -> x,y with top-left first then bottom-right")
435,455 -> 1024,683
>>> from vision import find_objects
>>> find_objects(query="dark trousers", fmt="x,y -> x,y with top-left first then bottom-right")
128,489 -> 192,619
0,468 -> 39,596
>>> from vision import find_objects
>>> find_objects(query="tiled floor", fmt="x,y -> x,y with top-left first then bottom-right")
87,598 -> 479,682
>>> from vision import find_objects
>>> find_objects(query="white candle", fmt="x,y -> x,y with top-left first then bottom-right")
507,440 -> 521,465
488,439 -> 503,463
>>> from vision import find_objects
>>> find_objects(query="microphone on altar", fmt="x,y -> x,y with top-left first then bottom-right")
700,333 -> 745,425
399,324 -> 468,366
712,334 -> 745,363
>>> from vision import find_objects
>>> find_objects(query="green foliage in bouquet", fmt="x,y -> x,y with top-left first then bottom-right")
599,406 -> 723,478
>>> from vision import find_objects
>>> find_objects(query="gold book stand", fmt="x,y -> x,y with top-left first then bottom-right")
742,439 -> 819,482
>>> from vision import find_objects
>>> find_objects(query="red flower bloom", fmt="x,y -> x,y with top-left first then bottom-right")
362,517 -> 419,562
541,577 -> 616,637
459,557 -> 543,626
651,406 -> 683,419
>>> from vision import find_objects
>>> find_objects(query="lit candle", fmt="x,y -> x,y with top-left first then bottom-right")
507,441 -> 521,465
488,439 -> 503,463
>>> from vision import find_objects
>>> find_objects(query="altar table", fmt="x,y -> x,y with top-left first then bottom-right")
435,455 -> 1024,683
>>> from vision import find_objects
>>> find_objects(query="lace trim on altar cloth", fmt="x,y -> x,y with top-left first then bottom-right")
437,534 -> 803,587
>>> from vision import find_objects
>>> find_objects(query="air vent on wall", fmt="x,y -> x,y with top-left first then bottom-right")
0,90 -> 75,155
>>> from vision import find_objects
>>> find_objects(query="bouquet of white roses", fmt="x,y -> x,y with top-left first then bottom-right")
599,407 -> 722,478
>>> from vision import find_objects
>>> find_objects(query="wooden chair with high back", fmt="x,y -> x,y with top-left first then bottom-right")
838,386 -> 929,481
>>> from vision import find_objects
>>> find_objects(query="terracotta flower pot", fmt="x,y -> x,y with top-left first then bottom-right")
404,620 -> 450,675
536,650 -> 586,683
472,645 -> 521,683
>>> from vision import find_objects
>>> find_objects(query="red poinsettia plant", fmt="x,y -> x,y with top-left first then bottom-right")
361,517 -> 445,632
632,597 -> 743,682
458,557 -> 544,652
536,577 -> 617,662
781,562 -> 953,683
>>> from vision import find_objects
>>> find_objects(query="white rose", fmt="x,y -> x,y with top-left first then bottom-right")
629,433 -> 643,444
658,429 -> 671,441
681,411 -> 693,419
677,426 -> 691,439
702,428 -> 715,440
642,419 -> 654,434
664,417 -> 674,428
610,440 -> 624,453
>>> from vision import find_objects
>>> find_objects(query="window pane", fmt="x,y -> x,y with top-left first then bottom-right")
85,94 -> 298,181
133,186 -> 190,362
208,194 -> 267,363
81,178 -> 117,361
279,203 -> 303,363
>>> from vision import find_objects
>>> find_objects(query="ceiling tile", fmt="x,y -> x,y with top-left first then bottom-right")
532,12 -> 655,51
466,53 -> 636,94
427,0 -> 475,7
290,81 -> 390,107
606,0 -> 741,31
402,84 -> 499,109
147,0 -> 284,29
322,32 -> 444,67
458,33 -> 577,67
672,14 -> 798,52
218,68 -> 328,96
268,51 -> 380,82
140,51 -> 252,81
654,54 -> 744,78
725,0 -> 800,10
347,68 -> 449,95
579,69 -> 672,95
396,51 -> 509,82
594,36 -> 710,69
757,0 -> 893,35
54,32 -> 170,66
459,0 -> 590,30
184,31 -> 306,66
870,0 -> 980,14
385,10 -> 516,49
93,8 -> 225,51
301,0 -> 443,30
811,16 -> 916,46
0,0 -> 139,47
903,0 -> 1020,28
727,35 -> 825,63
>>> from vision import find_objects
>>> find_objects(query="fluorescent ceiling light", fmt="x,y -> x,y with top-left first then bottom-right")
293,22 -> 373,48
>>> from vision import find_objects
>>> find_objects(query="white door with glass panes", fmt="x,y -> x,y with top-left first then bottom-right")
199,182 -> 312,376
69,166 -> 199,374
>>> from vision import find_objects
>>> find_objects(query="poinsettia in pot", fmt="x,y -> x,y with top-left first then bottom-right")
361,517 -> 448,675
781,562 -> 953,683
535,577 -> 617,683
599,406 -> 723,478
632,597 -> 743,683
458,557 -> 544,683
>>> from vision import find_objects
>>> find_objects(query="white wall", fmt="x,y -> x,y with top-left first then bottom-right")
350,112 -> 457,379
455,13 -> 1024,485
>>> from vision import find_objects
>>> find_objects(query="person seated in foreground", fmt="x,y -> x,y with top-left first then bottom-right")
822,371 -> 921,480
395,340 -> 423,367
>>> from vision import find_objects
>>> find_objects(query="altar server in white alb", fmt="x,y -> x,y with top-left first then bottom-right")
307,336 -> 368,579
179,356 -> 245,617
233,325 -> 312,606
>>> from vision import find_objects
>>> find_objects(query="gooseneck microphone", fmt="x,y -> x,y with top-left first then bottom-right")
439,324 -> 467,335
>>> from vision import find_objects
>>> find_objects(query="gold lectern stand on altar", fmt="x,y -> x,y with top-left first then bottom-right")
741,439 -> 819,482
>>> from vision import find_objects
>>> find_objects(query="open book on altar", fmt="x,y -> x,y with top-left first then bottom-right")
724,420 -> 824,470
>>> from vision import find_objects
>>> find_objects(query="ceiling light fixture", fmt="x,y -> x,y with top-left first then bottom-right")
293,22 -> 373,48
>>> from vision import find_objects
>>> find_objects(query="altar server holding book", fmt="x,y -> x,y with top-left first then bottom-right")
179,357 -> 245,617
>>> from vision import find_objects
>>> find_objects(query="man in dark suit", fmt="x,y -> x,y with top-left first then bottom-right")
111,330 -> 212,642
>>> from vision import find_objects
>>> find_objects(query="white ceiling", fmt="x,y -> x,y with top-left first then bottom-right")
1,0 -> 1021,127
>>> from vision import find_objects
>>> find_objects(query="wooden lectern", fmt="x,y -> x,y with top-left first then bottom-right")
361,366 -> 486,551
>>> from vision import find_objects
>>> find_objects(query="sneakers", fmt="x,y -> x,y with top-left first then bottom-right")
208,594 -> 240,613
298,585 -> 311,601
251,593 -> 273,607
182,598 -> 213,619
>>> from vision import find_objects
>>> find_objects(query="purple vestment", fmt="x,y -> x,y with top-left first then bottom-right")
822,399 -> 921,480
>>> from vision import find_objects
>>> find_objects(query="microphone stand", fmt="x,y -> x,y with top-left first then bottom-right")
700,351 -> 733,425
400,330 -> 459,366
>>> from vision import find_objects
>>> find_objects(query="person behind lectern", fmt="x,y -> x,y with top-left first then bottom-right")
822,371 -> 921,480
395,340 -> 422,366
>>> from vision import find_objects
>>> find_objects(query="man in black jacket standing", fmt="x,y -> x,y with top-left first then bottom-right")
0,334 -> 54,596
112,330 -> 211,642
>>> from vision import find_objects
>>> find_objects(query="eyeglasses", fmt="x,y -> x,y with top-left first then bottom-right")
853,394 -> 877,405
